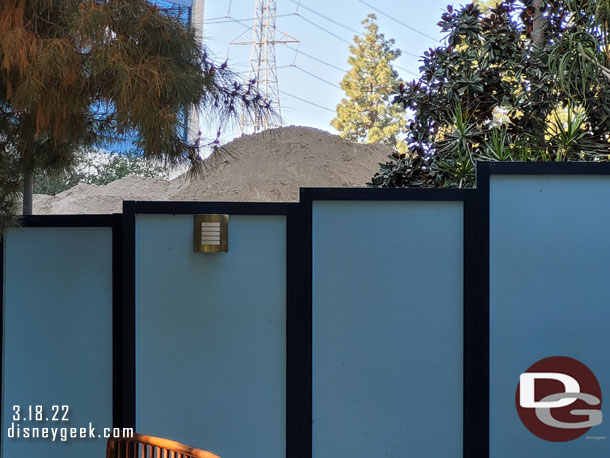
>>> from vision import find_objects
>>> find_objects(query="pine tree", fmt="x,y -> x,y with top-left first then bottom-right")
0,0 -> 272,223
331,14 -> 407,153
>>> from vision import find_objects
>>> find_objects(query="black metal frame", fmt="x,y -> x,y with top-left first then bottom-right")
0,194 -> 489,458
474,161 -> 610,458
0,194 -> 486,458
298,187 -> 485,458
122,200 -> 302,458
0,214 -> 123,454
7,162 -> 610,457
478,161 -> 610,176
0,231 -> 2,454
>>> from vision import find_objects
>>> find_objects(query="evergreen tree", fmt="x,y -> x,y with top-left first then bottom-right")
0,0 -> 272,224
331,14 -> 407,153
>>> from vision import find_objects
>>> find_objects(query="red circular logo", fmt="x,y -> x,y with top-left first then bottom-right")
515,356 -> 602,442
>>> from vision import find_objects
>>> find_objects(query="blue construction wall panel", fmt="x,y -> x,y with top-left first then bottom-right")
312,201 -> 464,458
2,227 -> 113,458
490,175 -> 610,457
135,214 -> 286,458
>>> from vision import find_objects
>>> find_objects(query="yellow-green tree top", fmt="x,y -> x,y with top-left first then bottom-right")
331,14 -> 407,153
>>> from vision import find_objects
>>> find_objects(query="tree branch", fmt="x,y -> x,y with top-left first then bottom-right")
532,0 -> 546,49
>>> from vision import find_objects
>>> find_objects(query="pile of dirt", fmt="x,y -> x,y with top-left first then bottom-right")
34,177 -> 181,215
33,126 -> 392,214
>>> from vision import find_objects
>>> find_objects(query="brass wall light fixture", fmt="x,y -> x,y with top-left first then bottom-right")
194,214 -> 229,253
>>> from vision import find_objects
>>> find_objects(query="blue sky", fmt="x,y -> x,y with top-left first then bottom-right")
193,0 -> 450,142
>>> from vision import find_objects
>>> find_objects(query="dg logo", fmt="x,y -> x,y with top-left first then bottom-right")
516,356 -> 603,442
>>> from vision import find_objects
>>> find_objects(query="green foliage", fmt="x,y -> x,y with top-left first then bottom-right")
87,152 -> 168,186
372,153 -> 444,187
0,148 -> 20,229
32,169 -> 81,197
0,0 -> 272,226
33,150 -> 168,196
331,14 -> 407,153
370,1 -> 610,189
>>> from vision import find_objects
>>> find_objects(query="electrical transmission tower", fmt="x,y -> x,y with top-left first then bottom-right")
231,0 -> 298,133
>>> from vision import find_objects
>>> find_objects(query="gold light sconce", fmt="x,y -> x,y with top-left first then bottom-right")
193,214 -> 229,253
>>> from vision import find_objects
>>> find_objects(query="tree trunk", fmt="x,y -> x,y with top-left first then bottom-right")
22,166 -> 33,216
532,0 -> 546,49
530,0 -> 547,152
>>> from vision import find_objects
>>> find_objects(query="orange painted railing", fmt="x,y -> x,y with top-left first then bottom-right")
107,433 -> 221,458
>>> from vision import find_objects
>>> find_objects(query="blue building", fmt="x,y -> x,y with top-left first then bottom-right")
108,0 -> 203,152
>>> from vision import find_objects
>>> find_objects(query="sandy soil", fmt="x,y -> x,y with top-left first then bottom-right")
33,126 -> 392,214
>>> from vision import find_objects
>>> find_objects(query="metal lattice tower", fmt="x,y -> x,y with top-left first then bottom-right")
231,0 -> 298,133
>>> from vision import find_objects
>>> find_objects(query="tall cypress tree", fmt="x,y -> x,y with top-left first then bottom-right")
331,14 -> 407,153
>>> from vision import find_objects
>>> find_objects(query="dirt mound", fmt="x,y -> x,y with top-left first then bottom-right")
34,176 -> 179,215
33,126 -> 392,214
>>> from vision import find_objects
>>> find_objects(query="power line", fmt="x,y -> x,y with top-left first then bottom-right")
205,15 -> 230,21
225,10 -> 421,71
227,15 -> 339,116
296,14 -> 352,45
225,14 -> 409,115
292,9 -> 421,61
395,64 -> 418,77
291,65 -> 341,89
227,16 -> 251,28
227,15 -> 348,73
290,0 -> 359,35
226,15 -> 418,82
280,90 -> 335,112
357,0 -> 439,42
402,50 -> 420,59
283,45 -> 347,72
289,0 -> 422,60
205,13 -> 296,25
285,52 -> 415,86
287,31 -> 417,77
